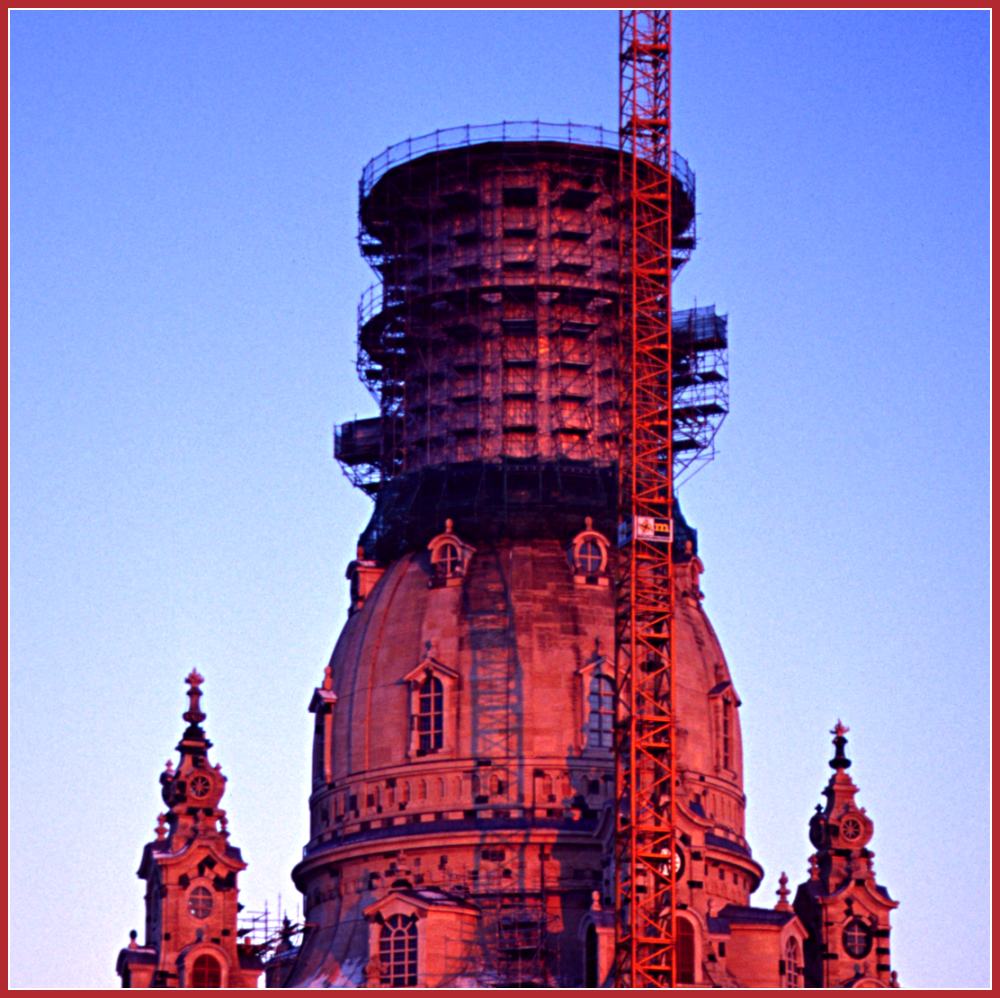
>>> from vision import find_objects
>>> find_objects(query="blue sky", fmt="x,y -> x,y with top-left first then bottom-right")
9,10 -> 990,988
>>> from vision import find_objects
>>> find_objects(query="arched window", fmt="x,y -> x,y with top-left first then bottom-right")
722,697 -> 733,770
584,924 -> 599,987
784,937 -> 801,987
379,914 -> 418,986
435,542 -> 462,579
576,538 -> 604,575
427,522 -> 474,588
587,674 -> 615,749
676,918 -> 696,984
190,954 -> 222,988
569,521 -> 609,585
312,712 -> 324,788
416,673 -> 444,755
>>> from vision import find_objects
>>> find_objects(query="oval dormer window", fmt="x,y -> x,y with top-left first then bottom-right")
576,538 -> 604,575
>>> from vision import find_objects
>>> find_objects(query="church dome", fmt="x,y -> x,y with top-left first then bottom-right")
313,533 -> 747,846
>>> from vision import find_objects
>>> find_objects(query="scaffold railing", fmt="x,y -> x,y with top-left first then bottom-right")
360,119 -> 694,201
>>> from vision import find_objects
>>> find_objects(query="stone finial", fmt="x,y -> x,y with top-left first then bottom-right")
321,665 -> 334,692
830,719 -> 851,770
164,759 -> 174,777
775,871 -> 791,910
183,670 -> 207,726
444,518 -> 454,533
155,813 -> 168,841
128,929 -> 138,949
889,970 -> 899,988
584,516 -> 593,531
590,890 -> 602,911
357,544 -> 365,560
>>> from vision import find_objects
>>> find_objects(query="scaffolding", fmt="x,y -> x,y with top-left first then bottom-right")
672,306 -> 729,484
334,121 -> 710,562
439,862 -> 553,987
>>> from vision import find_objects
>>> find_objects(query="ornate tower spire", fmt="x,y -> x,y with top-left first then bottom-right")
774,872 -> 792,912
829,718 -> 851,769
116,674 -> 263,989
792,724 -> 899,988
182,668 -> 207,728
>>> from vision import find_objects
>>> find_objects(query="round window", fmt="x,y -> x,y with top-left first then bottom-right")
188,886 -> 214,920
840,816 -> 863,842
842,918 -> 872,958
188,775 -> 212,800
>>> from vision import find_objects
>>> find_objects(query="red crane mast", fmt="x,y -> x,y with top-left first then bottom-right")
615,9 -> 678,988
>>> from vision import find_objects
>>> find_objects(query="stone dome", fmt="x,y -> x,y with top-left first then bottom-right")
316,533 -> 747,834
289,528 -> 760,986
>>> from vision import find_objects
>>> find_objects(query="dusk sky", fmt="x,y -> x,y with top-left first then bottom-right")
9,10 -> 989,988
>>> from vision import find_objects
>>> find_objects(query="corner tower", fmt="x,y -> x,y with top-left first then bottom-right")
793,724 -> 900,988
115,672 -> 263,989
279,123 -> 767,989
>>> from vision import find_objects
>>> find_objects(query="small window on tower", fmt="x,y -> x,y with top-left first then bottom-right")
842,918 -> 873,959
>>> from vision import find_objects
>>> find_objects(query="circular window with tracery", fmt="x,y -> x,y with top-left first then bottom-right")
842,918 -> 872,958
841,816 -> 863,842
188,775 -> 212,800
188,886 -> 214,920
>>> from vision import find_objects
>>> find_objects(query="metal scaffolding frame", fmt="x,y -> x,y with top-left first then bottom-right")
335,123 -> 697,505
